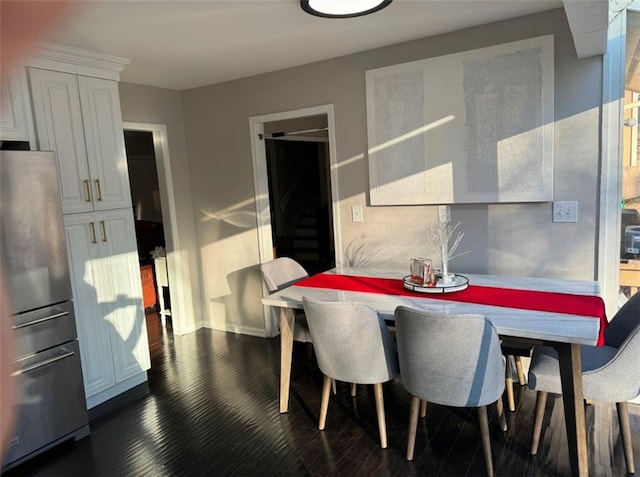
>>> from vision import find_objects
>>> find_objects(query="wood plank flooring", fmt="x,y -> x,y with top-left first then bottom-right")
5,311 -> 639,476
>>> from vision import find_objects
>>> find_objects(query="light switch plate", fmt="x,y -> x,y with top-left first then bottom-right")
553,201 -> 578,223
351,205 -> 364,223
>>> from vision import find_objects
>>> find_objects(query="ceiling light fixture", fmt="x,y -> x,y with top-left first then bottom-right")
300,0 -> 393,18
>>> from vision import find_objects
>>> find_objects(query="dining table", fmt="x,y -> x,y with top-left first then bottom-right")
261,265 -> 606,477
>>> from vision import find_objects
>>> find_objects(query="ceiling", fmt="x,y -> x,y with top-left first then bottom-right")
37,0 -> 567,91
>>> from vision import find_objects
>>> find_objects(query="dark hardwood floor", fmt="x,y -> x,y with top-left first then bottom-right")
5,311 -> 639,476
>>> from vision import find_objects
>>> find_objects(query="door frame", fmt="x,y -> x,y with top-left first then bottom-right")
123,122 -> 190,335
249,104 -> 342,336
598,7 -> 625,314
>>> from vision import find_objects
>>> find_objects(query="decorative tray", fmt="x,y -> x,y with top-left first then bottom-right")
403,274 -> 469,294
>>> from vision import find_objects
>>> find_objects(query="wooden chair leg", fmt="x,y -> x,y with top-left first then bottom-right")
495,397 -> 507,432
350,383 -> 357,397
616,401 -> 635,474
514,355 -> 526,385
478,406 -> 494,477
373,383 -> 387,449
407,396 -> 420,461
419,399 -> 427,418
319,375 -> 332,430
505,356 -> 516,412
530,391 -> 548,455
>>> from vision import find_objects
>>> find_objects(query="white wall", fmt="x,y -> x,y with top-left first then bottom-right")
178,8 -> 603,335
118,83 -> 203,333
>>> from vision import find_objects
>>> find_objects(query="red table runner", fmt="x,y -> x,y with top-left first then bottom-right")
296,273 -> 608,345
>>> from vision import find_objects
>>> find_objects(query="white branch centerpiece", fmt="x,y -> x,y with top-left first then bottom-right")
426,205 -> 469,286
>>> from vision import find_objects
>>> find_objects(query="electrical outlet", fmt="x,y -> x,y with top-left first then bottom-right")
437,205 -> 451,223
351,205 -> 364,223
553,201 -> 578,223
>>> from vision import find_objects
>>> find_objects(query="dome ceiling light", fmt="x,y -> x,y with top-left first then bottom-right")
300,0 -> 393,18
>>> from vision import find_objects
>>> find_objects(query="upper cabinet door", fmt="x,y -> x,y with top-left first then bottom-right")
78,77 -> 132,211
28,68 -> 93,214
29,68 -> 132,214
0,66 -> 37,146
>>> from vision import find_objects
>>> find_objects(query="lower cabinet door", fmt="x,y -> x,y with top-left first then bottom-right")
64,208 -> 151,403
96,209 -> 151,383
64,212 -> 116,397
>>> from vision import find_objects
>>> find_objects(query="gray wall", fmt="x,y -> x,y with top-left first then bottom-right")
118,82 -> 203,333
180,8 -> 602,334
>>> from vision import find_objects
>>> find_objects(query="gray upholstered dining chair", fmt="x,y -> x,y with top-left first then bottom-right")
394,306 -> 506,477
301,297 -> 400,448
260,257 -> 312,343
528,292 -> 640,474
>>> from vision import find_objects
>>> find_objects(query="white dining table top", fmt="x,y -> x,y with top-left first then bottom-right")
261,266 -> 604,346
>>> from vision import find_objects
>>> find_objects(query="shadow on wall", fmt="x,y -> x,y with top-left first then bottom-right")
208,264 -> 266,336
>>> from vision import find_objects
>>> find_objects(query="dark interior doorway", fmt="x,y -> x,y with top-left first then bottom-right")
124,130 -> 172,322
264,133 -> 335,275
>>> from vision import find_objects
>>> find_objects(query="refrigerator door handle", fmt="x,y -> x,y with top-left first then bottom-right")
11,311 -> 70,330
12,350 -> 76,376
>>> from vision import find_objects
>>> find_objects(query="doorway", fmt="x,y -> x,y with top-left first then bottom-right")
122,122 -> 193,337
263,118 -> 335,275
250,104 -> 342,336
124,130 -> 172,332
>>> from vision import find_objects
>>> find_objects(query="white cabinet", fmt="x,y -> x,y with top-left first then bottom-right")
29,68 -> 132,214
0,65 -> 37,146
64,209 -> 151,406
23,46 -> 148,409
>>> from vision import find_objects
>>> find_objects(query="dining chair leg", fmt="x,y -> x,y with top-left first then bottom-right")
407,395 -> 420,460
331,378 -> 336,395
419,399 -> 427,418
495,397 -> 507,432
505,356 -> 516,412
319,375 -> 332,430
530,391 -> 548,455
350,383 -> 357,397
616,401 -> 635,474
373,383 -> 388,449
514,355 -> 526,385
478,406 -> 495,477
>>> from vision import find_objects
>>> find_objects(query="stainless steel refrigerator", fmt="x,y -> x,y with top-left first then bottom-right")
0,150 -> 89,469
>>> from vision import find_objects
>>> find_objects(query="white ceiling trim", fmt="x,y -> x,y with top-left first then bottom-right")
23,42 -> 130,81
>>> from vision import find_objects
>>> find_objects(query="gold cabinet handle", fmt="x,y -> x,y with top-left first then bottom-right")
100,221 -> 107,242
94,179 -> 103,201
83,179 -> 92,202
89,222 -> 97,244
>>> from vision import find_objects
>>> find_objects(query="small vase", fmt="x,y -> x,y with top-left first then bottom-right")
438,255 -> 455,286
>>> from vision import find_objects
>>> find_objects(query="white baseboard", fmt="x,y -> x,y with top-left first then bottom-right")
203,321 -> 268,338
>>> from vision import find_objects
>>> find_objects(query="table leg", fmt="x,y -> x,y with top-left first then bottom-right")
279,308 -> 295,413
553,342 -> 588,477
